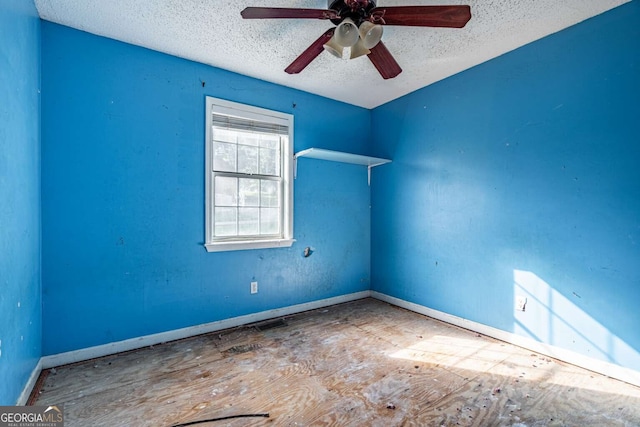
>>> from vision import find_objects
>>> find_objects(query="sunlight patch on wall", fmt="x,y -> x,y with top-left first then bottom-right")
513,269 -> 640,369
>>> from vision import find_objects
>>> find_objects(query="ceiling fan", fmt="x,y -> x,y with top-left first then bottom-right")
241,0 -> 471,79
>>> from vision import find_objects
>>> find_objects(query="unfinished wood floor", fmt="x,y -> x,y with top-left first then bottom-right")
32,298 -> 640,426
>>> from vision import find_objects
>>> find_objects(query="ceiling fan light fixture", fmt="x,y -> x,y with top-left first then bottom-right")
358,20 -> 383,49
350,39 -> 371,59
323,36 -> 344,58
334,17 -> 359,47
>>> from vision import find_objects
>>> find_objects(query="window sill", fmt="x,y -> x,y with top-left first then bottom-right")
204,238 -> 296,253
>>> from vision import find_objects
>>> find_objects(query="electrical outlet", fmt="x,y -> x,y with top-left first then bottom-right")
251,281 -> 258,294
516,296 -> 527,312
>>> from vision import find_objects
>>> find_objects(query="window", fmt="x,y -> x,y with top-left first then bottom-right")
204,97 -> 294,252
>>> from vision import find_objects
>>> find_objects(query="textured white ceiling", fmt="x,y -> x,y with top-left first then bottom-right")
34,0 -> 629,109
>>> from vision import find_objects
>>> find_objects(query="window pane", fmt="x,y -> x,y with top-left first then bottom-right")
260,208 -> 280,235
259,147 -> 279,176
212,128 -> 237,143
237,131 -> 260,146
260,135 -> 280,149
238,145 -> 259,174
214,176 -> 237,206
213,141 -> 236,172
239,207 -> 259,235
214,207 -> 237,236
239,178 -> 259,207
261,180 -> 279,208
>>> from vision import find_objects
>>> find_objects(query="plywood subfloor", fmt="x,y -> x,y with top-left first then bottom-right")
32,298 -> 640,426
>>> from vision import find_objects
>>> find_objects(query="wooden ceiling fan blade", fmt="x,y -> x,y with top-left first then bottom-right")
367,42 -> 402,79
241,7 -> 338,20
285,28 -> 336,75
371,5 -> 471,28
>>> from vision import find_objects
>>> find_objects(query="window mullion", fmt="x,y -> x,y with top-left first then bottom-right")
214,171 -> 281,181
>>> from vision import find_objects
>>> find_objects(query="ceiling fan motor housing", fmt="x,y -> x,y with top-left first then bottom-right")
328,0 -> 377,25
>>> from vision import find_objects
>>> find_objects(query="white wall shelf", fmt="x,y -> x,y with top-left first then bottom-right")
294,148 -> 391,185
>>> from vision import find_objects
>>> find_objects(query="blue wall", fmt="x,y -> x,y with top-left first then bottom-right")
0,0 -> 42,405
41,23 -> 372,355
371,2 -> 640,371
9,0 -> 637,389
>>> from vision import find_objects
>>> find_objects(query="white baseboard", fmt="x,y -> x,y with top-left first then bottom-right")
371,291 -> 640,388
32,290 -> 640,398
16,358 -> 42,405
41,291 -> 371,369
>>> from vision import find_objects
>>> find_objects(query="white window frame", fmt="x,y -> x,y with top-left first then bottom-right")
204,97 -> 294,252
